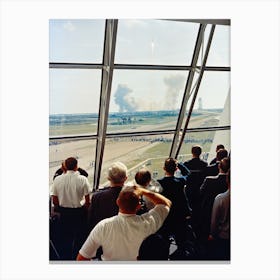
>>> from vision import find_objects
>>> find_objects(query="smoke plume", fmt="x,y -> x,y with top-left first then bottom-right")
163,74 -> 185,110
114,84 -> 138,112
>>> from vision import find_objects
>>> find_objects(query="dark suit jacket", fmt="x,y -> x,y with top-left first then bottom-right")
158,174 -> 191,223
209,157 -> 217,165
205,162 -> 219,177
157,171 -> 194,245
183,159 -> 207,208
184,158 -> 208,172
87,186 -> 122,231
199,174 -> 228,238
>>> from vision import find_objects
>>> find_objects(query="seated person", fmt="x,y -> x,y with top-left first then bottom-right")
77,186 -> 171,261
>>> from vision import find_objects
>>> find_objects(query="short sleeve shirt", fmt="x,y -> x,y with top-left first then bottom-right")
51,170 -> 91,208
79,204 -> 170,260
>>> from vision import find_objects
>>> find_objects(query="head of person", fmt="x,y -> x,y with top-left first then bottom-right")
61,161 -> 67,173
191,145 -> 202,158
163,157 -> 178,175
216,148 -> 228,162
116,186 -> 141,214
137,234 -> 170,260
65,157 -> 78,171
216,144 -> 225,152
107,162 -> 128,186
135,169 -> 152,187
218,157 -> 230,174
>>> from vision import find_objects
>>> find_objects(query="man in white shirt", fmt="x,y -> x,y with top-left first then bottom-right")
77,185 -> 171,261
51,157 -> 91,260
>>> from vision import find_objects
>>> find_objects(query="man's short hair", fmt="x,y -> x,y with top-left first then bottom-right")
117,188 -> 140,213
135,169 -> 152,186
107,162 -> 128,184
219,157 -> 230,173
138,234 -> 170,260
164,158 -> 177,174
191,145 -> 202,157
216,144 -> 225,152
216,149 -> 228,161
65,157 -> 78,170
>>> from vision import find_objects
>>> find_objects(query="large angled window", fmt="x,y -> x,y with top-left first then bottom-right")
49,19 -> 231,189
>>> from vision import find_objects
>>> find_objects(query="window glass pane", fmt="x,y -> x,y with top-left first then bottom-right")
206,25 -> 230,66
107,70 -> 189,133
99,135 -> 174,187
49,69 -> 101,137
115,19 -> 199,65
197,25 -> 211,66
49,19 -> 105,63
179,130 -> 230,164
49,139 -> 96,189
188,71 -> 230,129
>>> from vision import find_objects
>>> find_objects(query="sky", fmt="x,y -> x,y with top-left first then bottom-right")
49,19 -> 230,114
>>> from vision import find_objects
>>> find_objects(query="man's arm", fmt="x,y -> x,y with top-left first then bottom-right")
135,186 -> 171,208
178,162 -> 191,176
76,253 -> 90,261
200,178 -> 208,195
84,194 -> 90,209
52,195 -> 59,207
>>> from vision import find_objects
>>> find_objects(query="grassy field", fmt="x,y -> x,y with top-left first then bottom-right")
49,112 -> 220,188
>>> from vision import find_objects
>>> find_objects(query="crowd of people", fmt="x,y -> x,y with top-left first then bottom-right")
49,144 -> 230,261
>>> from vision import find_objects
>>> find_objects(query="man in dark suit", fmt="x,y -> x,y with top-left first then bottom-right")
87,162 -> 128,232
184,145 -> 208,172
157,158 -> 193,248
205,148 -> 228,177
183,145 -> 208,234
198,157 -> 230,241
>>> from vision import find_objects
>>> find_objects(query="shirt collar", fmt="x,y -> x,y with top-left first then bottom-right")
118,212 -> 136,217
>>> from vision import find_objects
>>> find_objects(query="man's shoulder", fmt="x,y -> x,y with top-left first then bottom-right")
203,175 -> 219,187
92,186 -> 122,199
214,190 -> 229,206
147,204 -> 170,216
95,186 -> 121,194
